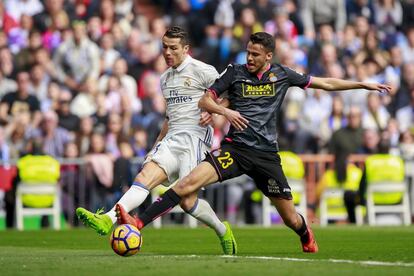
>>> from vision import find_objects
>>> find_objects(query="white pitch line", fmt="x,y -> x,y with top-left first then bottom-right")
153,255 -> 414,268
221,255 -> 414,268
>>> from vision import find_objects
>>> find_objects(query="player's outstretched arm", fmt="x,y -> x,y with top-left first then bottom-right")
199,98 -> 230,126
309,77 -> 392,93
199,90 -> 249,130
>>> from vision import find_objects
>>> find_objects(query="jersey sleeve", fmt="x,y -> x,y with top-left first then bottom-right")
201,65 -> 220,88
209,64 -> 235,97
283,66 -> 312,89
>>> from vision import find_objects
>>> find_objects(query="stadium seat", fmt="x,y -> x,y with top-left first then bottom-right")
365,154 -> 410,226
151,182 -> 197,228
318,164 -> 364,226
262,151 -> 307,227
15,155 -> 61,230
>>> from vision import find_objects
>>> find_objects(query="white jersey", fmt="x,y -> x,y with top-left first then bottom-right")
160,55 -> 218,145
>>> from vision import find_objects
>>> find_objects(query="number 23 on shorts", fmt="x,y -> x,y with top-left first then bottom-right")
217,151 -> 234,169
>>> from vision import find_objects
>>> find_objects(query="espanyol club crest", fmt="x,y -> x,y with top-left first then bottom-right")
269,73 -> 277,82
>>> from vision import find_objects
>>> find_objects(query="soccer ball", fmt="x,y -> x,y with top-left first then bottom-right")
110,224 -> 142,256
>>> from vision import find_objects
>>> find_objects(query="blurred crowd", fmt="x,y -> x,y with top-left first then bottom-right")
1,0 -> 414,224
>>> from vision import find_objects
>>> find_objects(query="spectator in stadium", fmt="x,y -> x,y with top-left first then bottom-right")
98,58 -> 140,114
99,0 -> 116,34
117,32 -> 391,253
40,81 -> 60,112
319,95 -> 348,148
7,14 -> 33,54
294,89 -> 332,153
346,0 -> 376,24
0,68 -> 17,99
105,113 -> 128,159
5,0 -> 43,21
330,106 -> 364,182
33,0 -> 74,33
391,62 -> 414,114
0,46 -> 15,78
396,88 -> 414,133
0,1 -> 18,35
53,21 -> 100,93
28,110 -> 73,158
29,63 -> 50,103
353,15 -> 371,41
402,0 -> 414,30
14,30 -> 42,72
75,116 -> 94,157
84,132 -> 115,212
130,127 -> 148,158
41,10 -> 70,53
308,24 -> 337,73
60,141 -> 80,226
362,92 -> 390,131
358,128 -> 382,154
99,33 -> 121,75
354,29 -> 390,71
103,75 -> 130,117
384,45 -> 404,91
34,47 -> 57,80
399,129 -> 414,160
86,16 -> 103,44
302,0 -> 346,40
0,71 -> 41,126
232,7 -> 263,56
309,43 -> 339,76
77,26 -> 237,256
344,129 -> 390,223
400,26 -> 414,63
374,0 -> 402,40
69,78 -> 98,118
56,89 -> 80,133
264,6 -> 298,41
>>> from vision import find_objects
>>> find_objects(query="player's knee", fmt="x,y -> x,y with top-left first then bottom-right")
134,173 -> 149,187
176,175 -> 197,195
179,196 -> 197,211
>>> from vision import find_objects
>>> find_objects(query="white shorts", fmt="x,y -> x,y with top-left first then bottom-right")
144,132 -> 210,186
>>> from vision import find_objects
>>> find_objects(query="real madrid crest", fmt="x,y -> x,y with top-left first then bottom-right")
269,73 -> 277,82
184,78 -> 191,87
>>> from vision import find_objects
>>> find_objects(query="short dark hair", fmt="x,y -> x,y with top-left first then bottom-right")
249,32 -> 275,53
163,26 -> 189,46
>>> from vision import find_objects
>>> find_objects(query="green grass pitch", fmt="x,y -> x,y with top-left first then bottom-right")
1,226 -> 414,275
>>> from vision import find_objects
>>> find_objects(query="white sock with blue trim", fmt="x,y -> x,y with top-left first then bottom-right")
187,198 -> 226,236
105,182 -> 150,224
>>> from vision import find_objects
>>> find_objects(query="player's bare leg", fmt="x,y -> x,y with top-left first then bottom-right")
270,197 -> 318,253
76,161 -> 167,235
117,162 -> 237,254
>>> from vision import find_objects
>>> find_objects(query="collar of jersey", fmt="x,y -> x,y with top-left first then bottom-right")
174,55 -> 192,72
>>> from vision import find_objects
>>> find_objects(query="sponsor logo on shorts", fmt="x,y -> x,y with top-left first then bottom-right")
267,178 -> 280,194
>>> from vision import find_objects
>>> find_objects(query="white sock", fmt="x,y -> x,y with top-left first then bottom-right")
187,198 -> 226,237
106,182 -> 150,224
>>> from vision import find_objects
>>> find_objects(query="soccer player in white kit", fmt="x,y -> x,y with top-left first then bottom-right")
76,26 -> 237,255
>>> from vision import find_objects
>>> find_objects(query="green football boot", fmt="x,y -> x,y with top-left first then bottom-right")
76,207 -> 113,235
219,221 -> 237,255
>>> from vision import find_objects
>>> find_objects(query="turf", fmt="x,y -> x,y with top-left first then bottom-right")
0,226 -> 413,275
